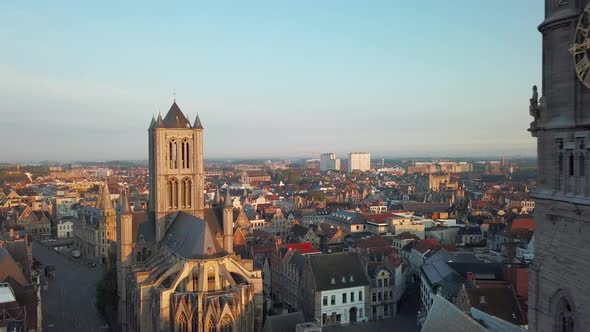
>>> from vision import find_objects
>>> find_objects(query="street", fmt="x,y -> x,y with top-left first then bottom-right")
32,242 -> 109,331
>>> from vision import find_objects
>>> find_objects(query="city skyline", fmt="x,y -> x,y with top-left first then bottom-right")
0,1 -> 541,161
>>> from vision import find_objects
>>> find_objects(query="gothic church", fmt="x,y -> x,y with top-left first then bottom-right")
116,102 -> 263,331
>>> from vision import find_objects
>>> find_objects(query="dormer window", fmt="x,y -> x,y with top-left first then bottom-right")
331,277 -> 336,285
341,276 -> 346,283
349,275 -> 354,282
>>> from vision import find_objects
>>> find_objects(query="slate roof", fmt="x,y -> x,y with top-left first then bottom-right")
263,312 -> 305,332
466,283 -> 526,326
326,210 -> 364,225
459,227 -> 482,235
132,211 -> 155,243
420,260 -> 465,298
421,295 -> 486,332
309,252 -> 369,291
203,207 -> 225,235
2,239 -> 31,281
0,248 -> 28,286
161,102 -> 191,128
161,211 -> 228,260
447,262 -> 504,281
470,307 -> 528,332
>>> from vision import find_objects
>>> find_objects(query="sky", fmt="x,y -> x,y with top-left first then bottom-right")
0,1 -> 542,162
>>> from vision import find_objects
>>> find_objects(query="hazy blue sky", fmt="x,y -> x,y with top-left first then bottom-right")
0,1 -> 541,161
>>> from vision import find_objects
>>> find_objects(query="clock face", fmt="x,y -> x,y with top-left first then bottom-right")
573,4 -> 590,88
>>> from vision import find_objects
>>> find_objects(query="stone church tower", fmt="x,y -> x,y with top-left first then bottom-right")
529,1 -> 590,331
117,101 -> 263,332
97,181 -> 116,264
148,101 -> 205,242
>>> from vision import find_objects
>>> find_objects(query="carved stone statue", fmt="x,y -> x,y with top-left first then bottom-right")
530,85 -> 541,120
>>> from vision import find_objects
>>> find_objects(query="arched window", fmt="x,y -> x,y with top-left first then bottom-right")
168,180 -> 173,209
220,315 -> 233,332
555,297 -> 574,332
142,247 -> 147,260
579,154 -> 585,177
173,141 -> 178,169
182,178 -> 192,209
569,154 -> 575,176
192,271 -> 199,291
181,140 -> 186,169
208,267 -> 216,291
169,178 -> 178,209
207,317 -> 216,332
181,179 -> 186,209
185,140 -> 190,169
136,251 -> 142,262
177,312 -> 188,332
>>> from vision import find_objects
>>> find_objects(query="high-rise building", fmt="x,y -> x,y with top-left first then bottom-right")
117,101 -> 263,332
528,2 -> 590,331
320,152 -> 341,171
348,152 -> 371,173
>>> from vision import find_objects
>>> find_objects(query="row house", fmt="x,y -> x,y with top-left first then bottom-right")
269,240 -> 320,307
366,255 -> 404,321
16,207 -> 51,239
279,244 -> 321,311
325,210 -> 367,233
301,252 -> 369,327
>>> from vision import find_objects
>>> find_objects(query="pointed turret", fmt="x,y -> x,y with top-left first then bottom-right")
223,188 -> 234,253
119,189 -> 131,214
224,188 -> 233,208
214,184 -> 221,207
149,115 -> 156,130
97,181 -> 113,210
155,113 -> 164,128
193,113 -> 204,129
133,191 -> 143,212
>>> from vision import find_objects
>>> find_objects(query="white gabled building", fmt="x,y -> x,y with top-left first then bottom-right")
302,252 -> 370,327
57,217 -> 74,238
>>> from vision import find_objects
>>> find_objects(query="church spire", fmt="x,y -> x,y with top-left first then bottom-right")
97,181 -> 113,210
149,115 -> 156,130
214,184 -> 221,207
193,113 -> 204,129
119,189 -> 131,214
224,187 -> 233,208
155,113 -> 164,128
133,190 -> 143,211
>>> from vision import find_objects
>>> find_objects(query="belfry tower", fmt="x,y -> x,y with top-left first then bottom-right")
529,1 -> 590,331
148,101 -> 204,242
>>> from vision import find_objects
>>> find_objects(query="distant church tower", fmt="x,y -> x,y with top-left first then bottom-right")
529,1 -> 590,331
148,101 -> 204,242
97,181 -> 116,263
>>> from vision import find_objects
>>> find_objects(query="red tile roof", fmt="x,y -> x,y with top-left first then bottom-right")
286,242 -> 321,254
363,213 -> 391,223
511,215 -> 535,231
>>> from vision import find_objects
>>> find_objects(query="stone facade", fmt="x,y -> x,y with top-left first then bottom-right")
529,1 -> 590,331
117,102 -> 263,332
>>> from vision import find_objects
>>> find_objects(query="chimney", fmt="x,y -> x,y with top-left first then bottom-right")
466,272 -> 475,285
